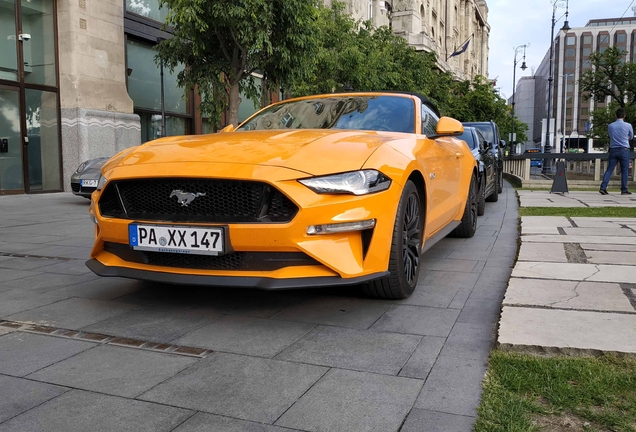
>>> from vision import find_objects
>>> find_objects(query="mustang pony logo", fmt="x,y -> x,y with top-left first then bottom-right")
170,190 -> 206,207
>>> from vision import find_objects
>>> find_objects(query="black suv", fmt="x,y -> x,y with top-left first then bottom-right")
457,127 -> 498,215
462,121 -> 505,194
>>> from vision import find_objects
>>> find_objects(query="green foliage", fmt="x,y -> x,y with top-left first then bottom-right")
287,3 -> 439,98
580,46 -> 636,142
156,0 -> 320,128
518,206 -> 636,218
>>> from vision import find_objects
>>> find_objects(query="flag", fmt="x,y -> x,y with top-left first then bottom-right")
448,35 -> 473,60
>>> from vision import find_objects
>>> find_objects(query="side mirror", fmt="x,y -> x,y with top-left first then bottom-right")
484,141 -> 493,151
431,117 -> 463,138
499,140 -> 507,148
219,124 -> 235,133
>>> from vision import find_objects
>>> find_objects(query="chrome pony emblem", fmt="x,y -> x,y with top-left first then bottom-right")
170,190 -> 206,207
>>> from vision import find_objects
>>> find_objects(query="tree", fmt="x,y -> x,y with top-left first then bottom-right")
156,0 -> 320,127
579,46 -> 636,144
288,3 -> 440,98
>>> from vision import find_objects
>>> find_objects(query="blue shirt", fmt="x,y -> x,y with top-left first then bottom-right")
608,118 -> 633,149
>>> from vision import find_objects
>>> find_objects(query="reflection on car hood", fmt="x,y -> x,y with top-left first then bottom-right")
111,130 -> 402,176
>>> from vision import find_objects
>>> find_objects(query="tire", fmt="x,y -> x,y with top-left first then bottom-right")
450,175 -> 477,238
486,172 -> 499,202
477,175 -> 486,216
497,167 -> 503,193
364,180 -> 423,299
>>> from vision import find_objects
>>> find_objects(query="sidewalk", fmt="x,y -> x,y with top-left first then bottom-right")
498,191 -> 636,355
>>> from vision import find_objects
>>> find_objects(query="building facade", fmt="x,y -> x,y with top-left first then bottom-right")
327,0 -> 490,80
531,17 -> 636,153
509,76 -> 536,152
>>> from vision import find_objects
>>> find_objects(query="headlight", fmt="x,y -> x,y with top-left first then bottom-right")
96,175 -> 108,191
75,162 -> 87,173
299,170 -> 391,195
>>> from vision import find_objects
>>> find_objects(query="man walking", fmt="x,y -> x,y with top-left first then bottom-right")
600,108 -> 633,195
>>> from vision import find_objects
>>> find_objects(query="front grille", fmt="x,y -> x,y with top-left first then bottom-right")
104,242 -> 319,271
71,183 -> 80,192
98,178 -> 298,223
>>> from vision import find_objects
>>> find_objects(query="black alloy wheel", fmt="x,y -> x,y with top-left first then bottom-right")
477,175 -> 486,216
450,175 -> 477,238
364,180 -> 422,299
498,168 -> 504,194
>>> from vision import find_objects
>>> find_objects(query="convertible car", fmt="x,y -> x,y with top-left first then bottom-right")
86,92 -> 478,299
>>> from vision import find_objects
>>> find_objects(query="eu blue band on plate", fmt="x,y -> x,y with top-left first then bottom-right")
129,224 -> 138,246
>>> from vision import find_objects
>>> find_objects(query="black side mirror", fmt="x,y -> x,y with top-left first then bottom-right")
485,141 -> 493,151
500,140 -> 507,148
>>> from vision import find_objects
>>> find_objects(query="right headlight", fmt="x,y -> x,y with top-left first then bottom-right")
96,174 -> 108,191
75,162 -> 87,173
299,170 -> 392,196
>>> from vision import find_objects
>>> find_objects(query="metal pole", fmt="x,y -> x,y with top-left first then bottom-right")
160,58 -> 166,138
543,5 -> 556,174
511,59 -> 516,152
561,74 -> 569,153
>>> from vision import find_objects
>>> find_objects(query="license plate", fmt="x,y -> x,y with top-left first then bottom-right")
81,179 -> 98,187
129,224 -> 225,256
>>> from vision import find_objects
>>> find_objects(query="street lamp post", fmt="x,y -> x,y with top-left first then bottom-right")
543,0 -> 570,174
511,44 -> 528,155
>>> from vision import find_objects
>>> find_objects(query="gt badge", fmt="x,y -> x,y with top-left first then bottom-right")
170,190 -> 206,207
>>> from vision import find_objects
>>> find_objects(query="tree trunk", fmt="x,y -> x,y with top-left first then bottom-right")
228,82 -> 241,126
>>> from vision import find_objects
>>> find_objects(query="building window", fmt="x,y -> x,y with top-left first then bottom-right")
616,33 -> 627,43
582,47 -> 592,57
582,35 -> 592,44
126,0 -> 169,23
567,83 -> 574,93
566,36 -> 575,45
565,60 -> 575,70
566,48 -> 575,57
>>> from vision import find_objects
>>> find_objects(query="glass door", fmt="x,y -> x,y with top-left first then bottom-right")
0,87 -> 24,191
0,0 -> 60,194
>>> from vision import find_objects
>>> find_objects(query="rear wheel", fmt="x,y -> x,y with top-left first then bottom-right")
497,167 -> 503,193
477,175 -> 486,216
450,175 -> 477,238
364,180 -> 422,299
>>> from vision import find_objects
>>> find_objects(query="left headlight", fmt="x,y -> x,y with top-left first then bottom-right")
75,162 -> 87,173
96,174 -> 108,191
299,170 -> 391,196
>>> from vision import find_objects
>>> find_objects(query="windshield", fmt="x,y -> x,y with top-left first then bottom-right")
466,124 -> 494,143
237,96 -> 415,133
457,130 -> 476,150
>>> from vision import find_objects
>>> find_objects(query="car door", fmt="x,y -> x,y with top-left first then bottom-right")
475,130 -> 495,190
417,104 -> 461,236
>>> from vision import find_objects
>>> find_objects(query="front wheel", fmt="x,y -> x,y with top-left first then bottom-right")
497,167 -> 503,194
477,175 -> 486,216
364,180 -> 423,299
449,175 -> 477,238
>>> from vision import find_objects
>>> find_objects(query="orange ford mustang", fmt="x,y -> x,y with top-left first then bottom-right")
86,92 -> 478,299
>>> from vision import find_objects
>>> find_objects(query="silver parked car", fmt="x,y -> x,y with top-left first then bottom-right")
70,157 -> 109,198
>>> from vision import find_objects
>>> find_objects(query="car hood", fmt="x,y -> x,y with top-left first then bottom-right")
108,130 -> 403,176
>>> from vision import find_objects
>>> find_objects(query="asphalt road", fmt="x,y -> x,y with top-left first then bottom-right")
0,183 -> 517,432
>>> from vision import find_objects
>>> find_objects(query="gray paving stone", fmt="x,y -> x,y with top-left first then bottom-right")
469,276 -> 508,301
0,332 -> 96,377
0,375 -> 67,423
47,277 -> 143,301
174,315 -> 315,357
586,250 -> 636,265
0,268 -> 44,284
579,243 -> 636,252
82,307 -> 220,343
420,271 -> 480,289
414,356 -> 488,417
448,286 -> 473,309
173,412 -> 299,432
0,288 -> 69,318
272,296 -> 391,329
503,279 -> 634,313
33,259 -> 93,275
518,242 -> 567,263
499,307 -> 636,354
275,368 -> 422,432
393,283 -> 462,308
371,305 -> 459,337
28,344 -> 197,398
420,258 -> 478,272
8,297 -> 137,329
400,409 -> 475,432
445,248 -> 493,261
0,389 -> 192,432
28,245 -> 91,260
0,256 -> 60,271
0,272 -> 97,294
439,322 -> 494,361
399,335 -> 445,379
457,297 -> 503,325
139,352 -> 328,423
275,325 -> 420,375
471,265 -> 512,282
562,227 -> 636,237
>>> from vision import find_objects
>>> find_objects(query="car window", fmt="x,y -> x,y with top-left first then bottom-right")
474,130 -> 487,151
467,124 -> 494,143
238,96 -> 415,133
421,104 -> 439,137
456,130 -> 476,150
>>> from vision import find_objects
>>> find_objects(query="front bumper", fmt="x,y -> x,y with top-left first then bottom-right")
88,162 -> 403,286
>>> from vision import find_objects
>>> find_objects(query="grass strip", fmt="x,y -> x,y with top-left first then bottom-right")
518,207 -> 636,218
475,351 -> 636,432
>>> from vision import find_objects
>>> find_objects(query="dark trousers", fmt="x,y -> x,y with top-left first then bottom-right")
600,147 -> 631,192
